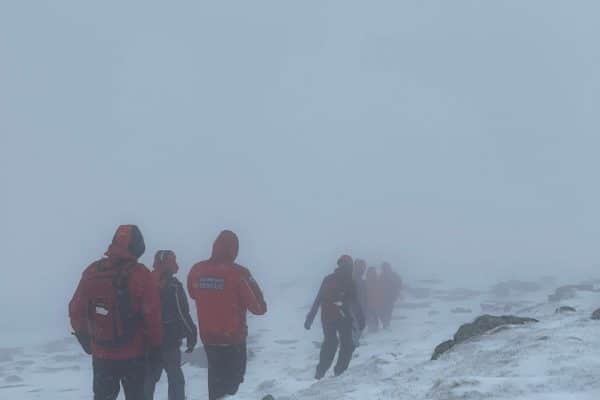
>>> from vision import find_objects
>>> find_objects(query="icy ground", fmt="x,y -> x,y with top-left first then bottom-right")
2,280 -> 600,399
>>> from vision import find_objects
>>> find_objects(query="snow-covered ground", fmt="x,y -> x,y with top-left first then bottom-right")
2,279 -> 600,399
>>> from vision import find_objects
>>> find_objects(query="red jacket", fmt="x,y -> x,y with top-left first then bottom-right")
187,230 -> 267,345
380,263 -> 402,304
69,225 -> 162,360
366,267 -> 383,311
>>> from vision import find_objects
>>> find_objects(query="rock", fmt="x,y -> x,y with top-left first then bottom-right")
548,284 -> 596,303
431,340 -> 455,360
591,309 -> 600,320
0,348 -> 23,363
453,315 -> 538,343
451,307 -> 472,314
397,302 -> 431,310
405,286 -> 432,299
431,315 -> 538,360
555,306 -> 576,313
5,375 -> 22,383
274,340 -> 298,345
257,379 -> 277,391
436,288 -> 481,302
491,280 -> 541,298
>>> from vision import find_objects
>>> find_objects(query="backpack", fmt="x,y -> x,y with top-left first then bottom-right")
86,260 -> 142,349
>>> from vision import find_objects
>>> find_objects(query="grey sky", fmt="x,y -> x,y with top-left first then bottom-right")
1,1 -> 599,335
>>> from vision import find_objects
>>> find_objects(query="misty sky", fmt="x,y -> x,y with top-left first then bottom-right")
1,1 -> 600,336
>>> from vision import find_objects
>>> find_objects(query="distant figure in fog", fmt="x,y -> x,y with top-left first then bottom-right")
352,259 -> 368,345
69,225 -> 162,400
305,255 -> 366,379
145,250 -> 197,400
379,262 -> 402,329
188,230 -> 267,400
352,259 -> 368,322
365,266 -> 383,332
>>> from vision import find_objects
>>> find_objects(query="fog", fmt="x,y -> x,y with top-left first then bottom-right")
1,1 -> 600,341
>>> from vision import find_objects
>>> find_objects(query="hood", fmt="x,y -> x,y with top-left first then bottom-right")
353,258 -> 367,279
153,250 -> 179,275
211,230 -> 239,264
105,225 -> 145,261
337,254 -> 353,268
335,254 -> 354,279
381,261 -> 393,274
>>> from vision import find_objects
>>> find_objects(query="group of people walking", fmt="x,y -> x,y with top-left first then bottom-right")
69,225 -> 266,400
305,255 -> 403,380
69,225 -> 402,399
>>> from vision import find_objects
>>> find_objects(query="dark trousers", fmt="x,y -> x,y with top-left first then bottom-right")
204,343 -> 247,400
316,318 -> 356,378
380,302 -> 395,329
93,357 -> 145,400
144,346 -> 185,400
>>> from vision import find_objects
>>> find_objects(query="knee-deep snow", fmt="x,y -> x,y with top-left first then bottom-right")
2,280 -> 600,399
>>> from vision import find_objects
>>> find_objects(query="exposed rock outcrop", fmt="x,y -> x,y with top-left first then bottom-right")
548,284 -> 595,303
555,306 -> 576,314
431,315 -> 538,360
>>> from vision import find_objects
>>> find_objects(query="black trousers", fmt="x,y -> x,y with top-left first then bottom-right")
93,357 -> 145,400
204,343 -> 247,400
144,346 -> 185,400
316,318 -> 356,378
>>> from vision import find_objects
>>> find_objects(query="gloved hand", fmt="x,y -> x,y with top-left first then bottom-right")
304,318 -> 312,330
185,335 -> 197,354
73,331 -> 92,355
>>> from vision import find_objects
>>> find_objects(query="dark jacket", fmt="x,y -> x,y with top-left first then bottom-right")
160,276 -> 198,349
305,266 -> 366,330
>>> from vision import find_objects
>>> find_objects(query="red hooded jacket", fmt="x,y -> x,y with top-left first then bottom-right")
187,230 -> 267,345
69,225 -> 163,360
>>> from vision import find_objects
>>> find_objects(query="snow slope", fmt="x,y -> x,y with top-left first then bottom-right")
2,281 -> 600,399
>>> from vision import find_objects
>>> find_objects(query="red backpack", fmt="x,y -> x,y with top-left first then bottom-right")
85,260 -> 142,349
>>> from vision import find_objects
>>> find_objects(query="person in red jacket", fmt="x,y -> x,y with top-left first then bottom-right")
365,266 -> 383,332
379,262 -> 402,329
304,255 -> 366,380
69,225 -> 162,400
187,230 -> 267,400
